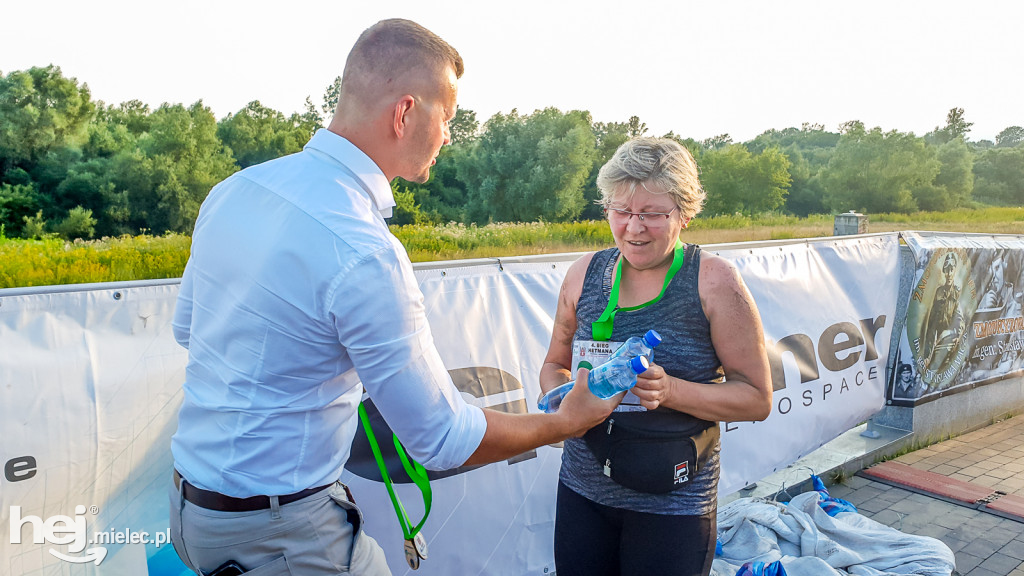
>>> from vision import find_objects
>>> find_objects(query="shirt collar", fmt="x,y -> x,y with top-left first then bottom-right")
305,129 -> 395,218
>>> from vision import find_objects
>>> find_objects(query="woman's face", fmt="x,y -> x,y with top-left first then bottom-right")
607,181 -> 685,272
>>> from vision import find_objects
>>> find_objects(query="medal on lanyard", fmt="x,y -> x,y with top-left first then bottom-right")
358,404 -> 432,569
591,240 -> 685,341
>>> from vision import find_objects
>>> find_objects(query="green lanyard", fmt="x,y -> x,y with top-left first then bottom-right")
357,403 -> 432,541
591,240 -> 685,341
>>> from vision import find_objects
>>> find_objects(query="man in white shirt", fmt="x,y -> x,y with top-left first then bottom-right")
169,18 -> 618,575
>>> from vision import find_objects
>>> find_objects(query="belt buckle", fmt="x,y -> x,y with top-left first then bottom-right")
403,532 -> 428,570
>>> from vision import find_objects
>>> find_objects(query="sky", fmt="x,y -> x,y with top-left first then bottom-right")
2,0 -> 1022,144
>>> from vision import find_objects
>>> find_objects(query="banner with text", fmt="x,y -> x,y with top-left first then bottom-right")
712,234 -> 900,493
889,232 -> 1024,406
0,234 -> 899,575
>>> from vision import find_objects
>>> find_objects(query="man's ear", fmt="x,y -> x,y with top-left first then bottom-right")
393,95 -> 415,139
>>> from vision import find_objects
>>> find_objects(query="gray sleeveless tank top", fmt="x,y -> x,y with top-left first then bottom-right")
559,244 -> 724,515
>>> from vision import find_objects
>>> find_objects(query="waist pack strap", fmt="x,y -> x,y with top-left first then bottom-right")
583,412 -> 719,494
585,417 -> 718,464
585,408 -> 714,451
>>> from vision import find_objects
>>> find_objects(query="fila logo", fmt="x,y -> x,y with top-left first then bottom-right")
674,461 -> 689,485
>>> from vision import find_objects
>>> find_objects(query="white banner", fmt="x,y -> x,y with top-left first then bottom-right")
0,234 -> 900,575
712,234 -> 901,495
0,282 -> 188,576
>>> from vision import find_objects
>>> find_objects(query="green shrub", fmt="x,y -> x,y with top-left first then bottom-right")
0,234 -> 192,288
1,207 -> 1021,289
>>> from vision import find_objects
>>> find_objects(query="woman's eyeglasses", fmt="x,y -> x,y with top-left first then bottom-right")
606,206 -> 678,224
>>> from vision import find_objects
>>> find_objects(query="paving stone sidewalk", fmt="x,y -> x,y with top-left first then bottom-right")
826,416 -> 1024,576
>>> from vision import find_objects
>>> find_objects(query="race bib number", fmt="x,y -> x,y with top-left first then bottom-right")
571,340 -> 646,411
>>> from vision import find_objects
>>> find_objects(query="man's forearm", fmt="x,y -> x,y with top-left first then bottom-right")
462,370 -> 619,467
462,410 -> 571,466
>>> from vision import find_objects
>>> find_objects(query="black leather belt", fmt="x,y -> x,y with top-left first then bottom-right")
173,470 -> 332,512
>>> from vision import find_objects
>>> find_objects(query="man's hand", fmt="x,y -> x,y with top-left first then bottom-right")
463,368 -> 621,466
553,368 -> 622,437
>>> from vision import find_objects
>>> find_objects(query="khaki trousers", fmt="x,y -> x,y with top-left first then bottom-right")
169,479 -> 391,575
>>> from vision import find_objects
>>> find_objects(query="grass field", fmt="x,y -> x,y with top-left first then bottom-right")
2,207 -> 1023,289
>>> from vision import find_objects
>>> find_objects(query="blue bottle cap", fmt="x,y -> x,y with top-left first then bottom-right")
628,355 -> 649,374
643,330 -> 663,347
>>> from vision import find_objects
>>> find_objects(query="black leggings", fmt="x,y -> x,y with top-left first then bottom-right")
554,481 -> 716,576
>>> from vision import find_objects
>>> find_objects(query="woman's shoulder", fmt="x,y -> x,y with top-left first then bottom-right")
560,251 -> 599,305
697,251 -> 747,308
566,251 -> 595,276
566,247 -> 619,281
696,249 -> 737,278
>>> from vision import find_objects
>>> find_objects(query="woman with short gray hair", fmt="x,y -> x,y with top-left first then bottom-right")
540,136 -> 772,576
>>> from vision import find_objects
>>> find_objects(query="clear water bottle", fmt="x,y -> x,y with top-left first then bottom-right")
588,355 -> 649,399
538,355 -> 649,413
610,329 -> 662,363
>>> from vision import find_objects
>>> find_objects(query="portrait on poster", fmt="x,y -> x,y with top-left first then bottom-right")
907,248 -> 977,393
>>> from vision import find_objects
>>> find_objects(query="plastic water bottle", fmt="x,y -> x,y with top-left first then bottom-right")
588,355 -> 649,399
538,355 -> 649,413
537,381 -> 575,413
610,329 -> 662,363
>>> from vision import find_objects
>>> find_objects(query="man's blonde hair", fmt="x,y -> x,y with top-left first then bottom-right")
339,19 -> 463,108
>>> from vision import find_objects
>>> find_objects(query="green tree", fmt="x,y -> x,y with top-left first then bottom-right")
110,101 -> 237,233
995,126 -> 1024,148
218,100 -> 309,168
320,76 -> 343,122
84,100 -> 151,159
30,145 -> 82,207
0,66 -> 96,174
928,107 -> 973,145
701,133 -> 733,150
54,158 -> 111,216
822,124 -> 937,213
781,150 -> 828,217
974,146 -> 1024,205
53,205 -> 97,239
400,145 -> 470,224
943,107 -> 972,140
748,124 -> 839,216
300,96 -> 323,136
449,108 -> 478,145
21,210 -> 47,239
916,138 -> 973,211
745,123 -> 839,154
700,145 -> 791,215
388,180 -> 427,226
0,182 -> 43,237
457,108 -> 596,223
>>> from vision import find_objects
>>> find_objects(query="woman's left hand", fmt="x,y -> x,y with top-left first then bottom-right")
630,362 -> 675,410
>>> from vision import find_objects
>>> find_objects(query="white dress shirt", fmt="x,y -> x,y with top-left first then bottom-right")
171,129 -> 487,497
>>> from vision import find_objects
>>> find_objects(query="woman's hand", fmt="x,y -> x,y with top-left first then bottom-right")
630,362 -> 674,410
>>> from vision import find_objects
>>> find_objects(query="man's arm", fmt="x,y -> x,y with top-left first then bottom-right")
468,254 -> 611,466
334,245 -> 617,470
172,258 -> 195,349
464,368 -> 618,466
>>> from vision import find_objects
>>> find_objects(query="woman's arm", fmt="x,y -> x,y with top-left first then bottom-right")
631,253 -> 772,422
539,254 -> 593,395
